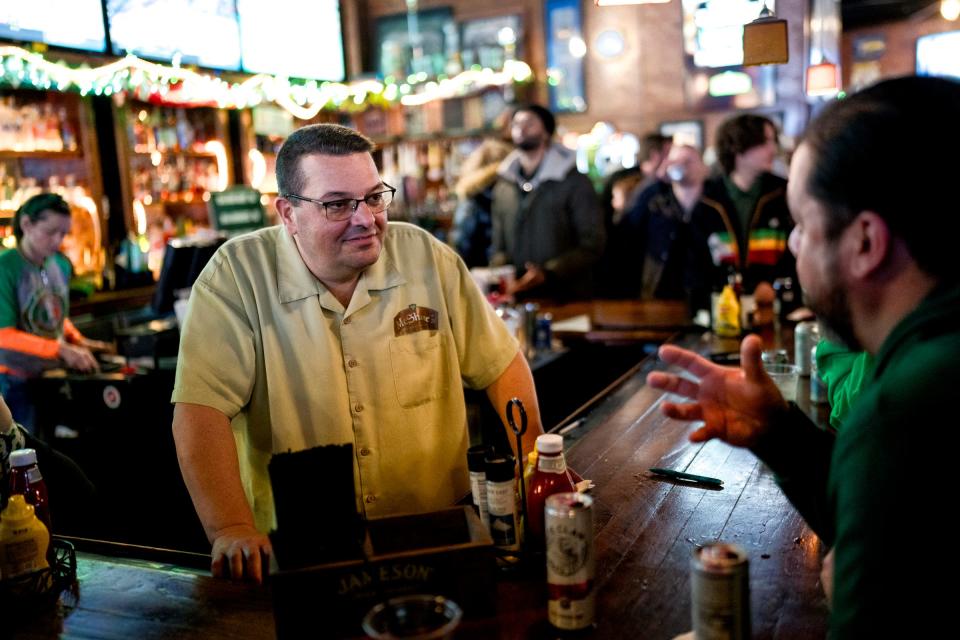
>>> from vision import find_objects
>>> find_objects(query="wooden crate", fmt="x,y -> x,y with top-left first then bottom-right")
271,506 -> 496,638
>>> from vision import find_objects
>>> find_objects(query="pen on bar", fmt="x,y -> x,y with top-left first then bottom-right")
649,467 -> 724,487
558,418 -> 585,436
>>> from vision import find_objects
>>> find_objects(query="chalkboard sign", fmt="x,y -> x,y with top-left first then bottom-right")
208,186 -> 266,235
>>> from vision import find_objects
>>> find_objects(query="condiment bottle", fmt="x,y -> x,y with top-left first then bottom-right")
485,455 -> 520,552
526,434 -> 576,550
713,284 -> 741,338
523,450 -> 539,496
0,494 -> 50,579
467,445 -> 491,531
8,448 -> 51,533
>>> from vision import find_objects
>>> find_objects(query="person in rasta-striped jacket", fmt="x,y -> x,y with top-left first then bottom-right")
699,113 -> 796,293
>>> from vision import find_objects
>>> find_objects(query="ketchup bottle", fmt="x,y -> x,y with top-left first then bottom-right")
526,434 -> 576,551
8,448 -> 52,534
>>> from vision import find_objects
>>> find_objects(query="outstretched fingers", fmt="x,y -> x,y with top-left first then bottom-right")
657,345 -> 718,378
646,371 -> 701,400
661,401 -> 704,422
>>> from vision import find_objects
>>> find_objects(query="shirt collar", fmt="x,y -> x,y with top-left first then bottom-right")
275,225 -> 405,309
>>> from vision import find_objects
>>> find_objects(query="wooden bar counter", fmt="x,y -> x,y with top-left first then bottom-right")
19,328 -> 829,639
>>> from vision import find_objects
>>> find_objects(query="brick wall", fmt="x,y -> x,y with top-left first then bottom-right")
352,0 -> 809,148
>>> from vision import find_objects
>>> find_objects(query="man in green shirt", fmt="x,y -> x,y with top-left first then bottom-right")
647,76 -> 960,637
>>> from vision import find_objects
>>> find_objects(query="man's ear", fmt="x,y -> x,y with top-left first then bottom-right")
275,198 -> 297,235
846,211 -> 891,280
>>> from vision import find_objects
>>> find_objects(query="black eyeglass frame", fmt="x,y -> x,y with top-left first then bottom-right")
281,183 -> 397,221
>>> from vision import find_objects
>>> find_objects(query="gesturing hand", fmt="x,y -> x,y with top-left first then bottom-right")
646,334 -> 788,448
510,263 -> 546,294
210,524 -> 273,584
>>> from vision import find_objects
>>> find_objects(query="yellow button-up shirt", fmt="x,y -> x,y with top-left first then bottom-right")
172,223 -> 518,532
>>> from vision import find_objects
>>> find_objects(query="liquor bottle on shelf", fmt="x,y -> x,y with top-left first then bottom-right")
59,106 -> 77,151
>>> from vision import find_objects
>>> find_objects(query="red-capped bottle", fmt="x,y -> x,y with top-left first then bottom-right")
526,434 -> 576,551
8,448 -> 52,534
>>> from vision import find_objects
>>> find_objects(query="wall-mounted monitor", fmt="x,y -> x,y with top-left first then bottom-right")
106,0 -> 242,71
0,0 -> 107,53
237,0 -> 345,81
916,31 -> 960,80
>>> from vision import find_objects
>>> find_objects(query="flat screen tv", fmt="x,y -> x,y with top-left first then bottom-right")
0,0 -> 107,53
237,0 -> 345,81
916,30 -> 960,80
106,0 -> 242,71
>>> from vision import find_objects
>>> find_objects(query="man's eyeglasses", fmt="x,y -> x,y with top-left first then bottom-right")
282,184 -> 396,221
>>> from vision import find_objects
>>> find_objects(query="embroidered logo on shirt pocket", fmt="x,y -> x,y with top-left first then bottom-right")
389,331 -> 450,408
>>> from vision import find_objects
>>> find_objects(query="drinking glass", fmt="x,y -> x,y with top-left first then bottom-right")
362,594 -> 462,640
764,363 -> 800,402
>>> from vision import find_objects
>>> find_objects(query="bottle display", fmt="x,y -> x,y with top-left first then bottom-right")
0,90 -> 103,278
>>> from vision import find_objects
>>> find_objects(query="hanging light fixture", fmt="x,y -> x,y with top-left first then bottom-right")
806,0 -> 840,97
943,0 -> 960,21
742,2 -> 789,66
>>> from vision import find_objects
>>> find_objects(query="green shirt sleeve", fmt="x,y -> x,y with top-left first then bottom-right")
0,250 -> 23,329
815,340 -> 874,430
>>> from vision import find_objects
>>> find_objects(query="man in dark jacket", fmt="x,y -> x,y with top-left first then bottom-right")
490,105 -> 603,300
612,144 -> 722,312
700,113 -> 795,292
647,76 -> 960,638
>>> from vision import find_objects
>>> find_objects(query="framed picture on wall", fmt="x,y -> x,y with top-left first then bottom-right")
460,14 -> 523,71
544,0 -> 586,113
374,7 -> 456,80
659,119 -> 705,151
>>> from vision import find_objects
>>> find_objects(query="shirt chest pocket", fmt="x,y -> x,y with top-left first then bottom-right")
389,331 -> 451,408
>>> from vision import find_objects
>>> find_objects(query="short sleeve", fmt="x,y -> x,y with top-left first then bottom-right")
171,253 -> 256,417
440,246 -> 518,390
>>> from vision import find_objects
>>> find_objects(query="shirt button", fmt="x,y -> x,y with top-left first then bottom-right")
359,447 -> 371,456
343,317 -> 352,325
365,494 -> 376,504
348,359 -> 358,368
354,403 -> 364,413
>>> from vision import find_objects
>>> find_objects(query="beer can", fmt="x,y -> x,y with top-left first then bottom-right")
810,345 -> 827,404
794,321 -> 820,376
534,313 -> 553,351
691,542 -> 751,640
546,492 -> 595,631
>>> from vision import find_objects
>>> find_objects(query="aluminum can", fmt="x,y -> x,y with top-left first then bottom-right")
691,542 -> 751,640
810,345 -> 827,404
534,313 -> 553,351
794,321 -> 819,376
546,492 -> 595,631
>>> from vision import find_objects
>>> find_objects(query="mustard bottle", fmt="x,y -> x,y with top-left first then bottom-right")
523,450 -> 538,496
714,284 -> 741,338
0,494 -> 50,580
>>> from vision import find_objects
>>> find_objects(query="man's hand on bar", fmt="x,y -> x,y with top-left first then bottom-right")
210,524 -> 273,584
646,334 -> 787,447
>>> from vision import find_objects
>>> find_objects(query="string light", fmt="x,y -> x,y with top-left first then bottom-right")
0,45 -> 532,116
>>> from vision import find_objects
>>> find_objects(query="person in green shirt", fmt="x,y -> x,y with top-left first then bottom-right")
0,194 -> 109,431
647,76 -> 960,637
